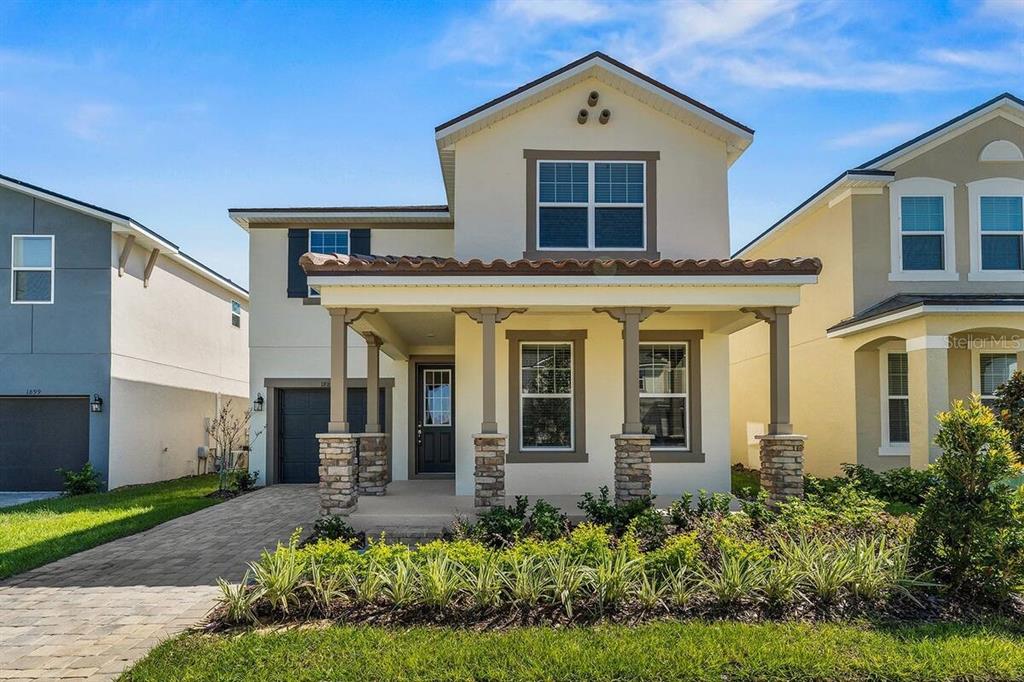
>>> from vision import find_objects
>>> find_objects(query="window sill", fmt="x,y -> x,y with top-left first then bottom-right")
506,450 -> 588,464
968,270 -> 1024,282
524,249 -> 660,260
651,449 -> 705,464
888,271 -> 959,282
878,445 -> 910,457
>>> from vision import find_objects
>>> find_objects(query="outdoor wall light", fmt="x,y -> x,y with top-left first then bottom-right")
89,394 -> 103,413
253,392 -> 264,412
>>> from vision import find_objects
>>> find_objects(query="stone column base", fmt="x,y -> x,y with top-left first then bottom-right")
473,434 -> 506,509
612,433 -> 653,505
317,433 -> 358,516
757,434 -> 807,506
357,433 -> 388,496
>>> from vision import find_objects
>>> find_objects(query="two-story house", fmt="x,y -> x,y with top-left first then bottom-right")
730,94 -> 1024,476
1,174 -> 250,491
231,53 -> 820,514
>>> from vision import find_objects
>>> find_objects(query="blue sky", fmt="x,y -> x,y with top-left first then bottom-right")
1,0 -> 1021,287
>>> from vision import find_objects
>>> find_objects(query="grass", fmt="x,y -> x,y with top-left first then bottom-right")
122,621 -> 1024,682
0,474 -> 221,579
731,466 -> 761,496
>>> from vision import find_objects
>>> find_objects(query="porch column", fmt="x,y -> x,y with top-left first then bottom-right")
364,332 -> 382,433
744,306 -> 804,505
596,307 -> 667,504
907,335 -> 949,469
358,332 -> 388,496
454,307 -> 525,509
328,309 -> 350,432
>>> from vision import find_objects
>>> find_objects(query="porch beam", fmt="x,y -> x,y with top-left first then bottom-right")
742,306 -> 793,434
595,307 -> 668,434
118,235 -> 135,277
363,332 -> 383,433
453,307 -> 525,433
143,248 -> 160,287
327,307 -> 377,432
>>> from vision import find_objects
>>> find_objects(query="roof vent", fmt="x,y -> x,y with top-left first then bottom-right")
979,139 -> 1024,162
577,108 -> 589,125
588,90 -> 600,107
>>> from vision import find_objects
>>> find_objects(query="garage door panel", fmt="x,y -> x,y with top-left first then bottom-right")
0,397 -> 90,491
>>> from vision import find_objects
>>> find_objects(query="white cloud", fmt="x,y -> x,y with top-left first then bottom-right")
499,0 -> 610,25
979,0 -> 1024,27
826,121 -> 923,149
923,47 -> 1022,74
66,102 -> 119,141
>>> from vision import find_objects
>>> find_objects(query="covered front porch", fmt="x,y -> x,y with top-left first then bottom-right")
303,254 -> 821,517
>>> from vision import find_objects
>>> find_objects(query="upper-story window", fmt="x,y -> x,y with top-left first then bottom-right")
967,178 -> 1023,280
537,160 -> 646,251
231,299 -> 241,328
11,235 -> 54,304
888,177 -> 956,281
308,229 -> 349,296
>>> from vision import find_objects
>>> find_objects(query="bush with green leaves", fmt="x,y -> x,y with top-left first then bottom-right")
57,463 -> 103,496
577,485 -> 653,536
805,463 -> 936,507
912,396 -> 1024,603
993,369 -> 1024,458
622,507 -> 668,552
462,496 -> 568,547
668,490 -> 732,530
312,515 -> 360,543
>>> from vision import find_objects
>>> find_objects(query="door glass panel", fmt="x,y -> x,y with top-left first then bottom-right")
423,369 -> 452,426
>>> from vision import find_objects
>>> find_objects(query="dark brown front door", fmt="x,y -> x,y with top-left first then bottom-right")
415,364 -> 455,475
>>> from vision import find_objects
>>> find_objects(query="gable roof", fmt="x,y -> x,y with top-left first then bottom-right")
434,52 -> 755,209
0,173 -> 248,299
826,293 -> 1024,337
733,92 -> 1024,258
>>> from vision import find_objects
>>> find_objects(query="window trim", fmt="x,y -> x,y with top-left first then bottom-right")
639,341 -> 689,451
307,229 -> 351,297
231,299 -> 242,328
506,329 -> 587,463
10,234 -> 55,305
639,330 -> 703,463
519,341 -> 575,451
967,177 -> 1024,282
524,150 -> 660,260
971,339 -> 1021,405
887,177 -> 957,281
878,345 -> 910,456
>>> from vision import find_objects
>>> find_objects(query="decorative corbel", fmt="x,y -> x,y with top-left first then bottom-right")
452,307 -> 527,323
143,248 -> 160,288
593,306 -> 668,323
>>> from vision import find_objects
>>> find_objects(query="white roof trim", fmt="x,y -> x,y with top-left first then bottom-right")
308,274 -> 818,288
826,304 -> 1024,338
230,210 -> 452,229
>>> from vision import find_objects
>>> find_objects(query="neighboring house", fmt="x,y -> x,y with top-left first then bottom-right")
231,52 -> 819,510
730,94 -> 1024,477
0,174 -> 250,491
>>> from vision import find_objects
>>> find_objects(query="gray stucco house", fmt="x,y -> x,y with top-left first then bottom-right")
0,174 -> 250,491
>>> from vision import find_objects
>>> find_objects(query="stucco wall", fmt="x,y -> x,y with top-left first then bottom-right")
455,311 -> 731,498
452,77 -> 731,261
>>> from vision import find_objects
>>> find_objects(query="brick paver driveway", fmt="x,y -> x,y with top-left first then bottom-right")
0,485 -> 317,681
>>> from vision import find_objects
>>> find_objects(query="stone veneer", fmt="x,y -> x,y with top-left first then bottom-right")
613,434 -> 654,504
474,434 -> 506,509
757,434 -> 806,506
357,434 -> 388,496
317,433 -> 358,516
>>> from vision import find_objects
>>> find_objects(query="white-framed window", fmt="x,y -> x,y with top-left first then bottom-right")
639,342 -> 688,449
307,229 -> 350,296
967,177 -> 1024,281
231,299 -> 241,328
974,349 -> 1018,408
519,342 -> 574,450
879,347 -> 910,455
536,160 -> 646,251
11,235 -> 55,304
887,177 -> 957,281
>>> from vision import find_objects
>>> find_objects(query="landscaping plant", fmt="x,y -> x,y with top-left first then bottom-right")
993,369 -> 1024,458
57,462 -> 103,496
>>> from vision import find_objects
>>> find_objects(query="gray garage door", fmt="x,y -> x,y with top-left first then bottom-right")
277,387 -> 386,484
0,397 -> 90,491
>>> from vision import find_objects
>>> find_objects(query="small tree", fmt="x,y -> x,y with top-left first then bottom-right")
206,399 -> 263,492
912,395 -> 1024,603
993,369 -> 1024,459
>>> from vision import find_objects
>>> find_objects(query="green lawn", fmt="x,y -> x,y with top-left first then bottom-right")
0,474 -> 221,579
122,621 -> 1024,682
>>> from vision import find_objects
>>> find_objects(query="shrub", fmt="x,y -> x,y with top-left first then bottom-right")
565,523 -> 613,562
994,369 -> 1024,458
57,463 -> 102,496
307,559 -> 346,613
417,539 -> 492,567
380,556 -> 418,608
644,532 -> 700,576
467,497 -> 568,547
249,540 -> 305,615
363,536 -> 412,567
912,396 -> 1024,602
668,490 -> 731,531
622,507 -> 668,552
578,486 -> 653,536
419,554 -> 463,610
216,571 -> 262,624
776,485 -> 893,538
593,549 -> 640,611
230,469 -> 259,493
312,515 -> 360,542
547,551 -> 589,617
298,538 -> 361,575
806,463 -> 936,507
528,498 -> 569,541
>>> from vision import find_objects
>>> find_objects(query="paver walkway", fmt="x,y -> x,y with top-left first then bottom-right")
0,485 -> 317,681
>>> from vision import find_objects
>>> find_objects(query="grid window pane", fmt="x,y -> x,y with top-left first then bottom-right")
538,208 -> 588,248
901,196 -> 944,232
981,234 -> 1023,270
902,234 -> 944,270
521,344 -> 572,395
423,369 -> 452,426
13,271 -> 51,302
522,398 -> 572,448
640,345 -> 686,394
980,196 -> 1024,232
640,397 -> 687,448
595,162 -> 643,204
980,353 -> 1017,396
595,208 -> 644,248
309,230 -> 350,255
539,162 -> 588,203
888,398 -> 910,443
887,353 -> 908,396
12,236 -> 52,268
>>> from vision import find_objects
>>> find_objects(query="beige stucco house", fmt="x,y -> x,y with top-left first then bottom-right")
730,94 -> 1024,477
232,53 -> 819,512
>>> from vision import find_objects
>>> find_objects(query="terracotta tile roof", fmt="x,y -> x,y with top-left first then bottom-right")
300,253 -> 822,277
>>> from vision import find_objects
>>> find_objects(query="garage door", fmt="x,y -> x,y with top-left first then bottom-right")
0,397 -> 90,491
277,387 -> 386,484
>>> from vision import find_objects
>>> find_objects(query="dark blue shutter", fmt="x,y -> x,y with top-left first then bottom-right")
350,229 -> 371,256
287,228 -> 308,298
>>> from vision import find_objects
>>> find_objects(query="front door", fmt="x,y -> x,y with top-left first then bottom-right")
415,364 -> 455,475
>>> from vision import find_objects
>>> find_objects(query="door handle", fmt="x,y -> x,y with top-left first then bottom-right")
416,424 -> 423,445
